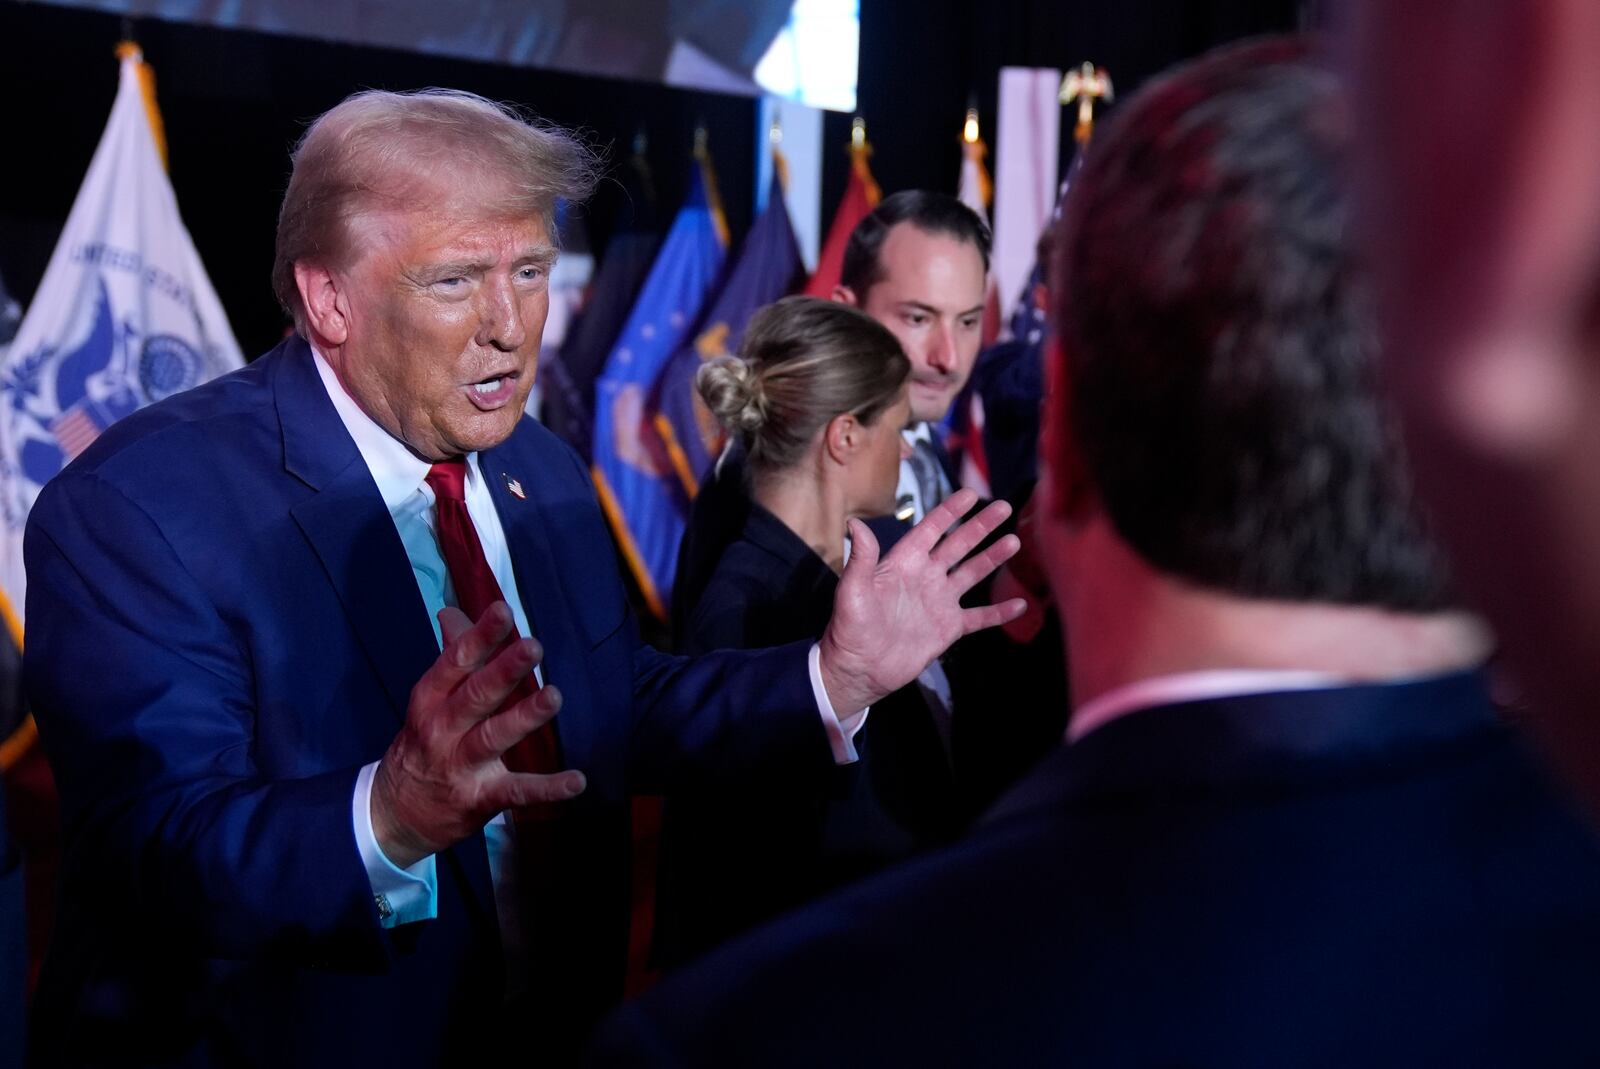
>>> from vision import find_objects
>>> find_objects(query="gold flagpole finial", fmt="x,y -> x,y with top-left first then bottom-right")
114,39 -> 169,171
771,113 -> 790,191
1060,61 -> 1114,144
962,108 -> 981,145
693,123 -> 709,157
851,116 -> 867,150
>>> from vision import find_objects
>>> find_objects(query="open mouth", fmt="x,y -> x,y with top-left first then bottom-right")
466,372 -> 519,410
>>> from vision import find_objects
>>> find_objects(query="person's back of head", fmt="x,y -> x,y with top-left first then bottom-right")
1038,37 -> 1486,697
1048,36 -> 1450,614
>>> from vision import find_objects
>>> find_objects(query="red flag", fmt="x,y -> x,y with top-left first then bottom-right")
804,139 -> 882,297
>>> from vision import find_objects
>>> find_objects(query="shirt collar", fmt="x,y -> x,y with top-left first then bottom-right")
1068,669 -> 1347,744
310,344 -> 480,511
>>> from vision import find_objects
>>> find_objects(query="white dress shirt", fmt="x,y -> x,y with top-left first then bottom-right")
895,422 -> 953,526
896,423 -> 956,753
1067,669 -> 1349,744
309,351 -> 864,935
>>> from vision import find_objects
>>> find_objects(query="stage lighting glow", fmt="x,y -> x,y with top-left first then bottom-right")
754,0 -> 860,113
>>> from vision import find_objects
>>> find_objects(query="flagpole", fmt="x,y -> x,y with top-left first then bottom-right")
694,124 -> 730,249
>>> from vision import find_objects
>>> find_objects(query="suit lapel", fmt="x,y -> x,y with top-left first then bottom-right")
275,341 -> 439,720
290,467 -> 441,718
480,445 -> 599,775
274,340 -> 496,918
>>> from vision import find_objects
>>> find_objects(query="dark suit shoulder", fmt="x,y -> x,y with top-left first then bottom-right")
57,347 -> 278,494
681,518 -> 835,654
596,683 -> 1600,1068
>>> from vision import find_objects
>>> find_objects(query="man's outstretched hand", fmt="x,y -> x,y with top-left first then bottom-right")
818,488 -> 1028,714
370,603 -> 587,869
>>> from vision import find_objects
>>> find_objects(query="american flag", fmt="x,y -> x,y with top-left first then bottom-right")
50,406 -> 102,460
49,387 -> 139,460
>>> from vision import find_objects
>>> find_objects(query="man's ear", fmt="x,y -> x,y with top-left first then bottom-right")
823,412 -> 860,466
831,284 -> 859,308
294,261 -> 350,346
1038,335 -> 1094,522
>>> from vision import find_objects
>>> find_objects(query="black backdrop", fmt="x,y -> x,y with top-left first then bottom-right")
0,0 -> 1301,358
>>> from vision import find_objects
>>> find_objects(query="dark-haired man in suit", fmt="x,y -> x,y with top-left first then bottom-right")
591,37 -> 1600,1067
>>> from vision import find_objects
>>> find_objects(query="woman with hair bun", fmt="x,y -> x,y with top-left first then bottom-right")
693,297 -> 911,579
653,296 -> 961,969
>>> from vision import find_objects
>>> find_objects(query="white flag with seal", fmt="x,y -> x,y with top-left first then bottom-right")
0,44 -> 243,624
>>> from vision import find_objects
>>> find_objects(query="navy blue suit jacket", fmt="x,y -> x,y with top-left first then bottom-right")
22,338 -> 831,1067
593,672 -> 1600,1068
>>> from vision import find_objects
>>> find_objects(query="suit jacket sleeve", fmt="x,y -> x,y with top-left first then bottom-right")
538,443 -> 835,795
24,469 -> 386,968
624,636 -> 832,794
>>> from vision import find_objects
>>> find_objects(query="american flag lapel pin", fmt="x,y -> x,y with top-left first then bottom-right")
502,473 -> 526,500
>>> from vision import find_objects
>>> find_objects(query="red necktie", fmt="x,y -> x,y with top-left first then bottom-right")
424,459 -> 564,784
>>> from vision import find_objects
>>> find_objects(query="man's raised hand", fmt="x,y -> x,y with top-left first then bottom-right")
370,602 -> 586,869
818,488 -> 1028,715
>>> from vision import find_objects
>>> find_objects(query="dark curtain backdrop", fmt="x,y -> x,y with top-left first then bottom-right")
0,0 -> 1301,358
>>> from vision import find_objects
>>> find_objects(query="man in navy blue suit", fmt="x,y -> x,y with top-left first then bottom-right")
19,89 -> 1023,1067
590,38 -> 1600,1067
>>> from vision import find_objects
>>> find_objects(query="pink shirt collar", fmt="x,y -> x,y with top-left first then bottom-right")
1067,669 -> 1347,744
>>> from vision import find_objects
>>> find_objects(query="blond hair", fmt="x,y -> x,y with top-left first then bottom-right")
271,88 -> 601,332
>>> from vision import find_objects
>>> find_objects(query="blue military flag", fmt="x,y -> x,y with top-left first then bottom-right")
591,148 -> 729,620
652,158 -> 804,498
542,152 -> 660,460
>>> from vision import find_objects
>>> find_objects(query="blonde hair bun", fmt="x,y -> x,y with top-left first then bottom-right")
696,356 -> 768,436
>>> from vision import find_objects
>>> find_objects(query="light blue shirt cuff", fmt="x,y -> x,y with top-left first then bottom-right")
809,642 -> 869,764
353,760 -> 438,927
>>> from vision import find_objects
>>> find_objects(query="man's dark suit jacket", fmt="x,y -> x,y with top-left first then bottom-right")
21,338 -> 836,1067
593,671 -> 1600,1068
655,503 -> 958,967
